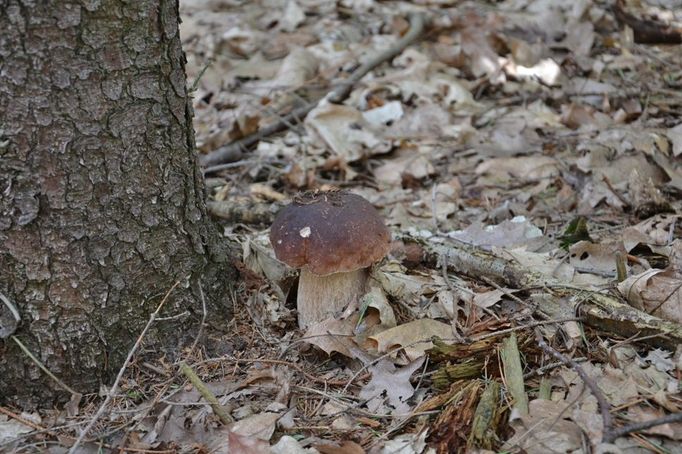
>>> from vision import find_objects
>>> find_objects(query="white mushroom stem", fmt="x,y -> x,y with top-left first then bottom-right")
297,268 -> 369,329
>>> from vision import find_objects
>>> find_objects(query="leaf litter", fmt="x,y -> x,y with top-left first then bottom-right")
6,0 -> 682,453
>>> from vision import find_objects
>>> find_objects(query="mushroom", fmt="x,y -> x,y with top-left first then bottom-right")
270,191 -> 391,329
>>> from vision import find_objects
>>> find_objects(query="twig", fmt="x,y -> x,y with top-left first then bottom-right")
294,385 -> 436,419
178,361 -> 233,424
116,382 -> 172,453
667,217 -> 676,245
0,406 -> 43,431
0,291 -> 20,324
199,103 -> 311,167
612,332 -> 667,348
439,253 -> 468,339
68,280 -> 182,454
505,381 -> 587,450
202,158 -> 256,175
11,336 -> 79,396
469,317 -> 583,342
189,57 -> 214,93
480,275 -> 534,310
602,175 -> 631,209
189,356 -> 370,387
534,329 -> 613,441
431,184 -> 440,232
303,318 -> 584,393
199,12 -> 426,167
0,406 -> 173,453
615,251 -> 627,282
155,310 -> 190,321
522,357 -> 587,379
631,432 -> 666,454
604,412 -> 682,443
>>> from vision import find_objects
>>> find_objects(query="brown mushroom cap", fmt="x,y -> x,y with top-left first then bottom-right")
270,191 -> 391,276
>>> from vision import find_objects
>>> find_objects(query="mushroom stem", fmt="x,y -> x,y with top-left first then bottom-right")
297,268 -> 369,329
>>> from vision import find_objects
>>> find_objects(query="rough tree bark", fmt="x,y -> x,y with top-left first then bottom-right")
0,0 -> 235,406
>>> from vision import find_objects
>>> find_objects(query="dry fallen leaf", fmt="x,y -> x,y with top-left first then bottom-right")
618,268 -> 682,323
0,414 -> 36,445
264,47 -> 318,92
506,399 -> 583,454
226,430 -> 270,454
362,100 -> 404,127
473,288 -> 508,308
303,314 -> 360,358
279,0 -> 306,33
626,406 -> 682,440
379,430 -> 428,454
305,103 -> 388,163
373,148 -> 435,187
569,240 -> 627,277
476,156 -> 560,183
359,357 -> 425,416
666,123 -> 682,157
316,440 -> 365,454
369,318 -> 455,361
448,216 -> 543,248
271,435 -> 318,453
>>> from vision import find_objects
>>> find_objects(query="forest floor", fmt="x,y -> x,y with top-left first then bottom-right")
4,0 -> 682,453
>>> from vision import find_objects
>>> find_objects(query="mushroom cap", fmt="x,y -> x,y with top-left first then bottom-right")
270,191 -> 391,276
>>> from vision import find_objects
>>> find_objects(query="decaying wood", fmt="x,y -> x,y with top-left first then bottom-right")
432,359 -> 484,388
207,200 -> 281,225
421,237 -> 682,350
199,12 -> 426,167
612,0 -> 682,44
468,381 -> 502,450
500,333 -> 528,415
429,380 -> 481,452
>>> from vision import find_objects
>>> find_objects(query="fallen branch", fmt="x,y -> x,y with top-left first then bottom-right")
207,199 -> 281,225
612,0 -> 682,44
421,236 -> 682,350
199,104 -> 311,168
199,12 -> 426,168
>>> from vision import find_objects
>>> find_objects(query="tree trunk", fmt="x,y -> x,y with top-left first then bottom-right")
0,0 -> 234,406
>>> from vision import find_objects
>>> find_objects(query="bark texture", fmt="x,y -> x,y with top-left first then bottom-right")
0,0 -> 234,406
